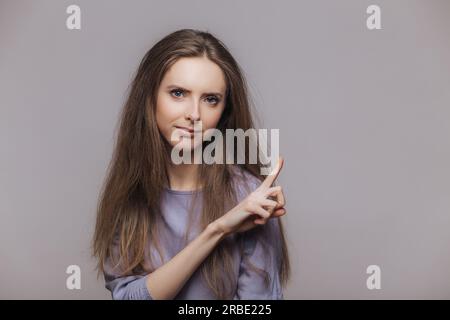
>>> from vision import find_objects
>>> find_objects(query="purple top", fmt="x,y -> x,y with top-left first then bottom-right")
103,168 -> 284,300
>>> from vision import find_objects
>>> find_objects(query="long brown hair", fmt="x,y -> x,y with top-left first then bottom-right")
92,28 -> 290,299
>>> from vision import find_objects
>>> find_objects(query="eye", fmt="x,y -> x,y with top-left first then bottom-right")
205,95 -> 220,105
170,89 -> 185,98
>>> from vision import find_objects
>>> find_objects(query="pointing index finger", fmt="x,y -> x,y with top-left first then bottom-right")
261,157 -> 284,189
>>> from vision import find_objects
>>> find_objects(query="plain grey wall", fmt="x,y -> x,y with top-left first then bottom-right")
1,0 -> 449,299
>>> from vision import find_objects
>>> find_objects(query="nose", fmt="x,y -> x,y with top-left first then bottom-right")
185,100 -> 201,122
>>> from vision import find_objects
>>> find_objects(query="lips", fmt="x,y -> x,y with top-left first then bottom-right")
175,126 -> 203,134
175,126 -> 195,133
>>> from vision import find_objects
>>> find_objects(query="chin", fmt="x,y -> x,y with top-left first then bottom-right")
171,138 -> 198,151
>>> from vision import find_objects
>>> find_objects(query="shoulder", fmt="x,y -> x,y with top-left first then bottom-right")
229,165 -> 263,202
227,166 -> 284,258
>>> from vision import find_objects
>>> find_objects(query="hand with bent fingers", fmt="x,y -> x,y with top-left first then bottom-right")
213,157 -> 286,235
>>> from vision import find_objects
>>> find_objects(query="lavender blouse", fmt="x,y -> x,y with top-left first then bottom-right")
103,168 -> 284,300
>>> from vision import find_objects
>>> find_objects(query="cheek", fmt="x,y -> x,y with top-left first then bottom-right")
201,105 -> 225,129
156,97 -> 182,131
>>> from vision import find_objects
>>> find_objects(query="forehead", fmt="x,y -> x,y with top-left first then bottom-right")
161,57 -> 226,93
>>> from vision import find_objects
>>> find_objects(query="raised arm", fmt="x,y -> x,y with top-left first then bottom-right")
105,157 -> 286,300
145,222 -> 225,299
146,157 -> 286,299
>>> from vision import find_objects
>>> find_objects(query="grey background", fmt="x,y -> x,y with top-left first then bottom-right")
1,0 -> 449,299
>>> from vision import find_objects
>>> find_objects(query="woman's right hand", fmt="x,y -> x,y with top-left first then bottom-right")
213,157 -> 286,236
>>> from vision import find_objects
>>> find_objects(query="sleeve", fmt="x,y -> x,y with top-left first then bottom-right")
233,218 -> 284,300
105,273 -> 153,300
103,235 -> 154,300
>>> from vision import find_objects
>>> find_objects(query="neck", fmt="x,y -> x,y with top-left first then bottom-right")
166,162 -> 201,191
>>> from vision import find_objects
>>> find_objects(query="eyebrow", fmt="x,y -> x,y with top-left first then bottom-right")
166,84 -> 224,98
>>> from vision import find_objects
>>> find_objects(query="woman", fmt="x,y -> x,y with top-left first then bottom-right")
92,29 -> 290,300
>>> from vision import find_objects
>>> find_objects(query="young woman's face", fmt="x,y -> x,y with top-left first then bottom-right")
156,56 -> 227,152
